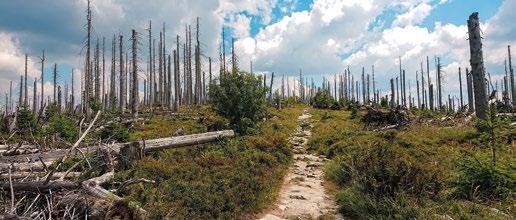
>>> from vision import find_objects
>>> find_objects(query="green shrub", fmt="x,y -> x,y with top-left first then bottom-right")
48,115 -> 79,143
16,106 -> 38,134
99,123 -> 130,142
209,72 -> 268,134
312,90 -> 334,109
453,155 -> 515,201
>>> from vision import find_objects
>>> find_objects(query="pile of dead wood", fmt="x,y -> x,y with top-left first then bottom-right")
0,111 -> 235,219
362,107 -> 409,129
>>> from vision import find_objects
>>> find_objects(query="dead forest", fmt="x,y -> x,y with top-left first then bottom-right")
0,1 -> 514,219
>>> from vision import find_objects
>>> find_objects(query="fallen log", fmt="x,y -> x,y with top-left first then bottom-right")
134,130 -> 235,153
0,180 -> 79,192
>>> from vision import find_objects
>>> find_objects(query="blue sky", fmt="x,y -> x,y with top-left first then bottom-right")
0,0 -> 514,106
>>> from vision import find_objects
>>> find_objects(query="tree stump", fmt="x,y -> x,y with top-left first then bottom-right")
118,142 -> 143,170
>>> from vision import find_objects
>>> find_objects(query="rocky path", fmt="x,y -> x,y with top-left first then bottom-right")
259,110 -> 342,220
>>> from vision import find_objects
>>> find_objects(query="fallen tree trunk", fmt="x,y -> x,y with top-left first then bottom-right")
0,180 -> 79,192
134,130 -> 235,153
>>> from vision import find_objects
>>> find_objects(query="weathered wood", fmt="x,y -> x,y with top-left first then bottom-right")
0,180 -> 79,191
467,12 -> 488,119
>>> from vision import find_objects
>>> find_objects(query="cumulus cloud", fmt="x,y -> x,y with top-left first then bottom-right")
392,3 -> 433,27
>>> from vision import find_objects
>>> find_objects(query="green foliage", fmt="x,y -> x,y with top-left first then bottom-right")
89,97 -> 101,113
16,106 -> 37,134
209,72 -> 268,134
99,123 -> 130,142
312,90 -> 334,109
47,115 -> 79,143
44,103 -> 60,120
117,106 -> 303,219
453,155 -> 515,201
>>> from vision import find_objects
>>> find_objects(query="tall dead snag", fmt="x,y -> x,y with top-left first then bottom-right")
95,39 -> 101,101
426,56 -> 432,110
437,57 -> 442,110
18,76 -> 23,108
459,67 -> 464,110
509,45 -> 515,106
269,72 -> 275,102
372,65 -> 375,105
175,35 -> 181,109
84,0 -> 92,115
466,69 -> 474,112
416,72 -> 420,108
102,37 -> 106,109
40,50 -> 45,111
32,78 -> 37,114
110,35 -> 117,110
195,17 -> 201,105
53,63 -> 57,103
71,69 -> 75,110
402,70 -> 406,108
24,54 -> 28,107
147,21 -> 153,110
420,62 -> 426,109
119,35 -> 126,112
131,30 -> 138,118
390,78 -> 395,108
467,12 -> 488,119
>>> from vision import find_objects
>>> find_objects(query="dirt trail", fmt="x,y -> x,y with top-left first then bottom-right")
259,110 -> 342,220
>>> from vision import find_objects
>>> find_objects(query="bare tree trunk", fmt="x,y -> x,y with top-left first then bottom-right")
32,79 -> 37,114
437,57 -> 442,110
466,68 -> 474,112
427,56 -> 432,110
402,70 -> 406,107
390,78 -> 395,108
19,76 -> 23,108
40,50 -> 45,112
467,12 -> 488,119
131,30 -> 138,119
53,63 -> 57,103
417,72 -> 421,109
110,35 -> 116,110
119,35 -> 126,112
71,69 -> 75,110
102,37 -> 105,110
95,39 -> 100,101
459,67 -> 464,110
24,54 -> 28,107
269,72 -> 275,102
509,45 -> 515,106
148,21 -> 153,110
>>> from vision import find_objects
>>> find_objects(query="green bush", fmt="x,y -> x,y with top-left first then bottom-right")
453,155 -> 515,201
99,123 -> 130,142
209,72 -> 268,134
48,115 -> 79,143
312,90 -> 334,109
16,106 -> 38,134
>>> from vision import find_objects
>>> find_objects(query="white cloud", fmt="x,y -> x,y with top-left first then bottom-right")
392,3 -> 433,27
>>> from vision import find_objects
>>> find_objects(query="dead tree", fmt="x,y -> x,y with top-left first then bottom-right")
426,56 -> 432,110
102,37 -> 106,109
131,30 -> 138,118
416,72 -> 421,108
24,54 -> 28,107
84,0 -> 92,114
32,78 -> 37,114
467,12 -> 488,119
437,57 -> 442,110
420,62 -> 426,109
95,39 -> 101,101
53,63 -> 57,103
390,78 -> 395,108
40,50 -> 45,111
110,35 -> 117,110
148,21 -> 153,109
466,68 -> 474,112
18,76 -> 23,108
509,45 -> 515,106
459,67 -> 464,110
119,35 -> 126,112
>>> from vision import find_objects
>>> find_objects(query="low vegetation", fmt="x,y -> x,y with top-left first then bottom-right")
308,108 -> 515,219
114,105 -> 303,219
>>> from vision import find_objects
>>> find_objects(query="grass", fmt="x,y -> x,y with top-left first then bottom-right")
308,108 -> 515,219
115,105 -> 304,219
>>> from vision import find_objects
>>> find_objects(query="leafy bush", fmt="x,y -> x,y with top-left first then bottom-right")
209,72 -> 268,134
47,115 -> 79,143
453,155 -> 515,201
312,90 -> 334,109
99,123 -> 130,142
16,106 -> 38,134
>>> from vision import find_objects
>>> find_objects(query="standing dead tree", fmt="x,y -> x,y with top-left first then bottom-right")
130,30 -> 139,118
119,35 -> 126,112
467,12 -> 488,119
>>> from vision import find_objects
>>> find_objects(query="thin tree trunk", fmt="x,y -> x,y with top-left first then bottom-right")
119,35 -> 126,112
459,67 -> 464,110
131,30 -> 138,118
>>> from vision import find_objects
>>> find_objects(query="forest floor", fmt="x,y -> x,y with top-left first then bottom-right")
260,109 -> 343,220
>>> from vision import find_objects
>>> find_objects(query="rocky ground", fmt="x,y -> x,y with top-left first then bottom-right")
259,110 -> 343,220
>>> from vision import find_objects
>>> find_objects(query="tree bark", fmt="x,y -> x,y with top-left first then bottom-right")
467,12 -> 488,119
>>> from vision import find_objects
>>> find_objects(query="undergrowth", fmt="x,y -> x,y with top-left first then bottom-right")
115,105 -> 303,219
308,108 -> 515,219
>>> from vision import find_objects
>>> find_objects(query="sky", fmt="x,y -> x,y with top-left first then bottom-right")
0,0 -> 514,106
